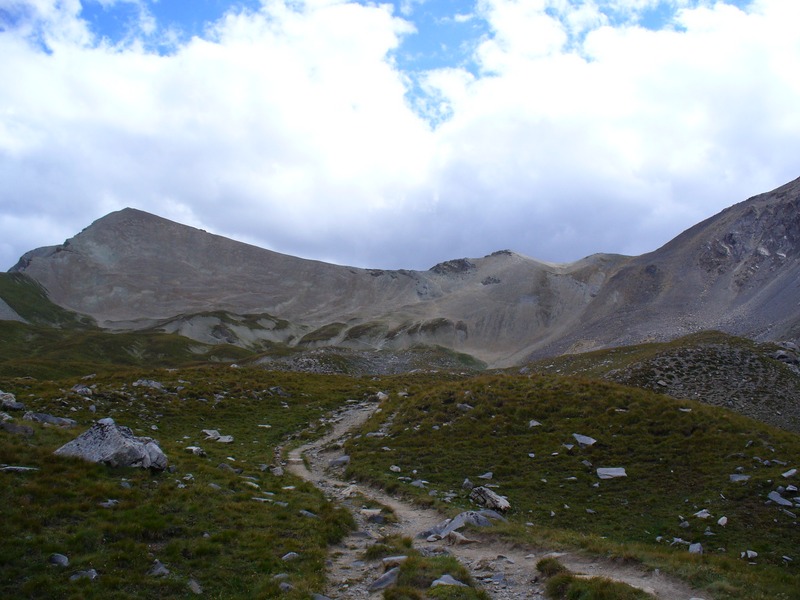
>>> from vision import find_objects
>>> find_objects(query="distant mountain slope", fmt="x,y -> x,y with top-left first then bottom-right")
7,176 -> 800,366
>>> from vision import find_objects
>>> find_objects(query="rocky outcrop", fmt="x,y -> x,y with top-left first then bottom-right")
54,418 -> 168,471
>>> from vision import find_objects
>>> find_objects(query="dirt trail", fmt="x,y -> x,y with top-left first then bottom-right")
287,401 -> 706,600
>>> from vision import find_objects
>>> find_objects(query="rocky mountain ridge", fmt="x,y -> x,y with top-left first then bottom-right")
6,176 -> 800,367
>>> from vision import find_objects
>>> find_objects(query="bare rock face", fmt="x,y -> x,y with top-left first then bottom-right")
7,176 -> 800,366
54,418 -> 168,471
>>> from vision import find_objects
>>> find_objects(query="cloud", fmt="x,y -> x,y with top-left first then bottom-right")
0,0 -> 799,272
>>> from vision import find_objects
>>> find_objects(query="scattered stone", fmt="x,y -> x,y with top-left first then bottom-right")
381,556 -> 409,568
768,491 -> 794,506
299,509 -> 318,519
188,578 -> 203,594
54,419 -> 168,471
0,421 -> 33,437
70,569 -> 98,582
729,474 -> 751,483
694,509 -> 712,519
431,574 -> 468,587
0,465 -> 38,473
390,465 -> 401,473
597,467 -> 627,479
783,468 -> 797,479
469,486 -> 510,512
0,391 -> 25,411
216,435 -> 234,443
49,553 -> 69,567
573,433 -> 597,447
282,552 -> 300,561
279,582 -> 294,592
99,499 -> 119,508
185,446 -> 206,457
689,543 -> 703,554
368,567 -> 400,591
147,559 -> 170,577
457,403 -> 474,411
717,516 -> 728,527
462,478 -> 474,490
311,594 -> 332,600
23,412 -> 76,428
271,466 -> 284,477
133,379 -> 165,391
329,455 -> 350,468
741,550 -> 758,560
71,384 -> 92,397
529,420 -> 542,427
202,429 -> 221,440
478,471 -> 493,480
410,479 -> 427,488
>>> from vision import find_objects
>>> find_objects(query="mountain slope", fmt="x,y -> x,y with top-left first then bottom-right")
7,176 -> 800,366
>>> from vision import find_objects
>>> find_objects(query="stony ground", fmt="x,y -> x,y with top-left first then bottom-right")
286,401 -> 707,600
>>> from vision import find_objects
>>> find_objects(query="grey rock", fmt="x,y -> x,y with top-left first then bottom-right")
299,509 -> 318,519
329,455 -> 350,468
70,569 -> 98,582
282,552 -> 300,561
783,468 -> 797,478
729,474 -> 751,482
469,486 -> 510,511
271,466 -> 284,476
0,465 -> 39,473
188,578 -> 203,594
597,467 -> 627,479
689,543 -> 703,554
768,491 -> 794,506
478,471 -> 493,480
368,566 -> 400,592
462,478 -> 473,490
99,499 -> 119,508
0,391 -> 25,411
431,574 -> 468,587
24,412 -> 77,428
0,422 -> 34,437
132,379 -> 165,391
54,420 -> 168,471
147,559 -> 170,577
279,582 -> 294,592
49,553 -> 69,567
185,446 -> 206,457
573,433 -> 597,447
311,594 -> 332,600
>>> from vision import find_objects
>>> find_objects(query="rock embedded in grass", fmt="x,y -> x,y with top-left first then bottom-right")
596,467 -> 627,479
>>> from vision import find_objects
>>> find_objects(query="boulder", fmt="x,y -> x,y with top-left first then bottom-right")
54,418 -> 168,471
469,486 -> 510,512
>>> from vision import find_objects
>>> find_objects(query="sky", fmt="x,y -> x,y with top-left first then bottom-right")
0,0 -> 798,271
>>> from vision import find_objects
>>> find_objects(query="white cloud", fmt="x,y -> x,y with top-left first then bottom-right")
0,0 -> 799,272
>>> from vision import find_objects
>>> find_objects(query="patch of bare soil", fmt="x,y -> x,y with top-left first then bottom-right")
286,401 -> 706,600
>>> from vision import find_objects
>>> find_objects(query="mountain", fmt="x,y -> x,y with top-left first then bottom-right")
7,176 -> 800,367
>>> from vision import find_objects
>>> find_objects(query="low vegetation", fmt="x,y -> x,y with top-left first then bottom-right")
1,325 -> 799,598
345,374 -> 800,599
0,367 -> 366,598
536,557 -> 654,599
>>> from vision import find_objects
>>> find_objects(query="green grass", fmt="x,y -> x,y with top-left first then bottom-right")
344,373 -> 800,600
0,321 -> 254,379
0,366 -> 369,599
0,272 -> 95,328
